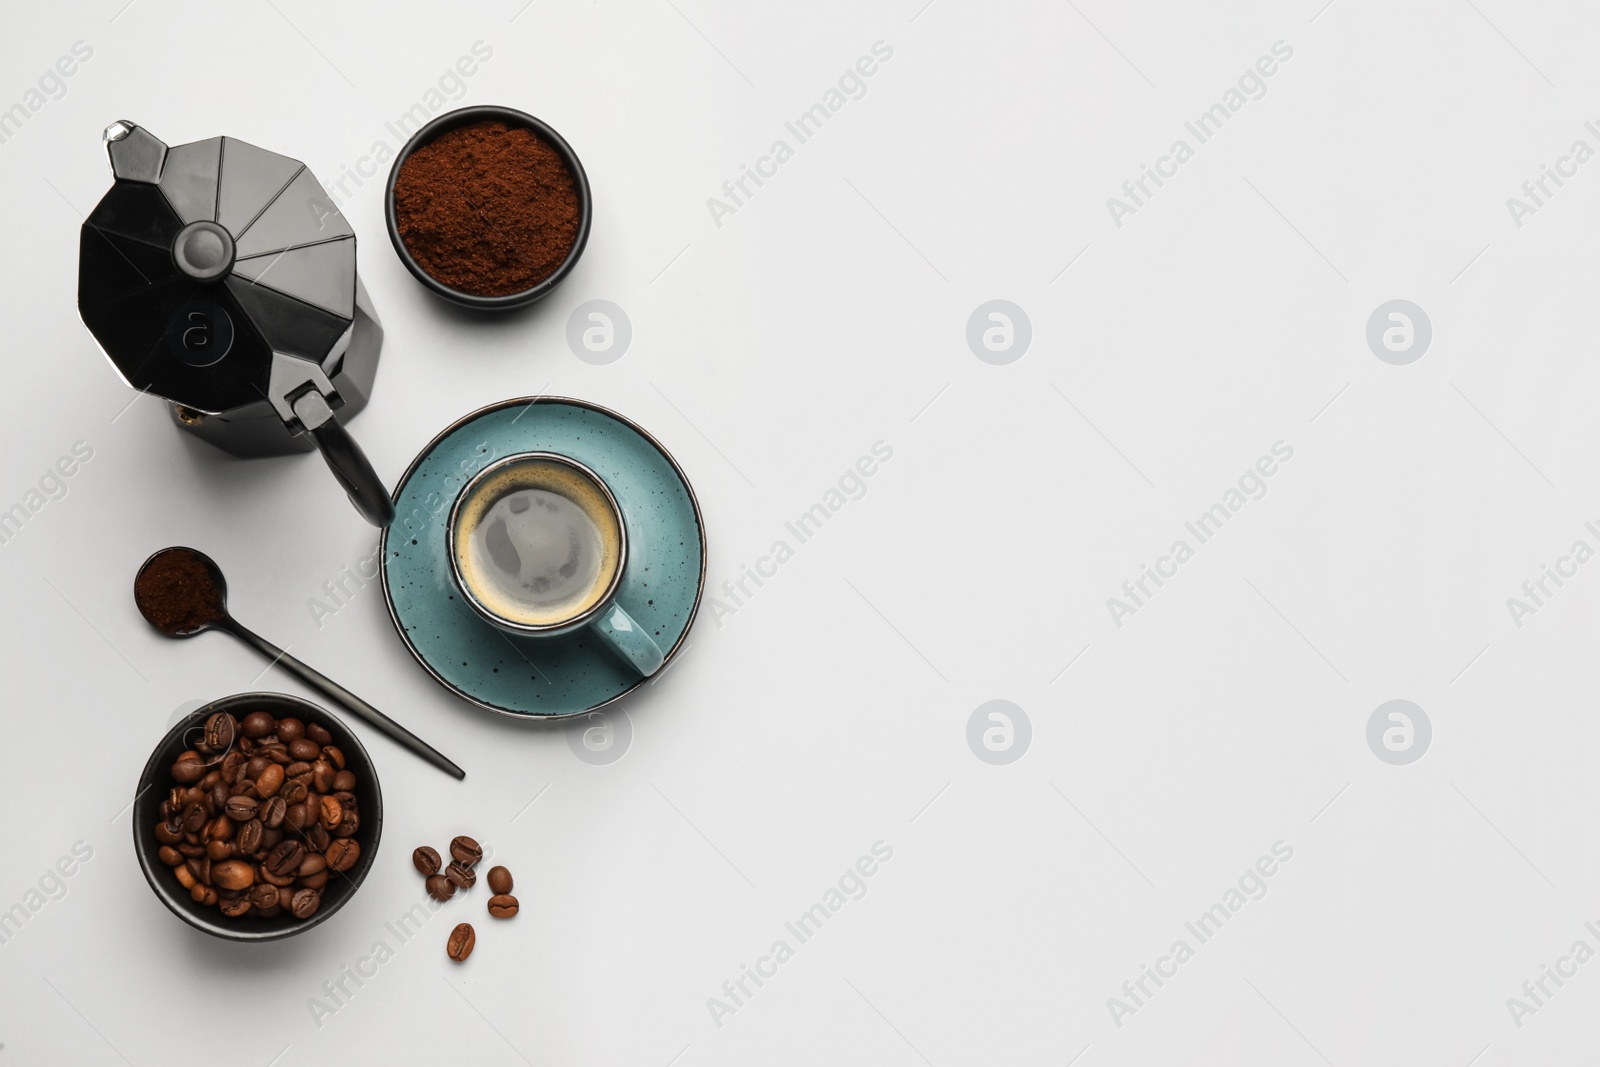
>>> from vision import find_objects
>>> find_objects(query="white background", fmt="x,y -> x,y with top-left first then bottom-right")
3,0 -> 1599,1063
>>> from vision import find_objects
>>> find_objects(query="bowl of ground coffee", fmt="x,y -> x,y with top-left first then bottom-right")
386,106 -> 591,310
132,691 -> 382,941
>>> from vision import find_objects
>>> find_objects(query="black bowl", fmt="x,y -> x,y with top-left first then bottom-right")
384,105 -> 593,311
132,692 -> 382,942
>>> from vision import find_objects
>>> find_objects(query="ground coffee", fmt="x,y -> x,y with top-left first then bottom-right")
393,120 -> 581,296
134,547 -> 224,634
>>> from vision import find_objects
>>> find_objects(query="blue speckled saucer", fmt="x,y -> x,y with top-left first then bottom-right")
380,397 -> 706,718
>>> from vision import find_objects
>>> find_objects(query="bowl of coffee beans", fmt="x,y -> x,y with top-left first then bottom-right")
132,692 -> 383,941
384,105 -> 592,310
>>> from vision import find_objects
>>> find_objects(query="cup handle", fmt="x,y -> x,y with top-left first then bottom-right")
590,602 -> 664,676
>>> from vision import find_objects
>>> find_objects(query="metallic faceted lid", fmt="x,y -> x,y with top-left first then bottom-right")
78,122 -> 357,415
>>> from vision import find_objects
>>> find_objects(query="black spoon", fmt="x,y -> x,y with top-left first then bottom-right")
135,546 -> 464,780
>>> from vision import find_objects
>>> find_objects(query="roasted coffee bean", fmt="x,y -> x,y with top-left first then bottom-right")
447,923 -> 475,962
311,760 -> 336,793
426,874 -> 454,901
265,840 -> 305,878
449,836 -> 482,867
212,860 -> 255,891
486,866 -> 513,894
258,862 -> 294,888
487,894 -> 519,918
335,809 -> 359,838
203,712 -> 237,753
259,796 -> 286,829
413,846 -> 441,875
157,709 -> 363,922
325,839 -> 360,872
224,795 -> 259,821
255,764 -> 285,797
445,862 -> 475,890
290,888 -> 320,919
241,711 -> 275,738
319,795 -> 343,830
235,818 -> 263,854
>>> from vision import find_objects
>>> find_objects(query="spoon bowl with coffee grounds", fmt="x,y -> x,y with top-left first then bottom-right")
385,105 -> 592,310
134,547 -> 464,780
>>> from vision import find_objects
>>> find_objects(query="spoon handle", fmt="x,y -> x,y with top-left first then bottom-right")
221,620 -> 465,780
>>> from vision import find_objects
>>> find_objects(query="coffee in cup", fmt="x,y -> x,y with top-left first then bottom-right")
448,452 -> 664,675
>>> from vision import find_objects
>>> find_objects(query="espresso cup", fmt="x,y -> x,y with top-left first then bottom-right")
447,452 -> 664,675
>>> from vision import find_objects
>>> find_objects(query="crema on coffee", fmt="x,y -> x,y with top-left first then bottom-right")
451,456 -> 622,629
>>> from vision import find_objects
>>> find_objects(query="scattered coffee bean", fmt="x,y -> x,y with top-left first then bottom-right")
447,922 -> 475,962
445,861 -> 475,890
487,894 -> 519,919
486,866 -> 512,894
413,846 -> 441,875
449,836 -> 482,866
152,708 -> 364,921
426,874 -> 454,901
